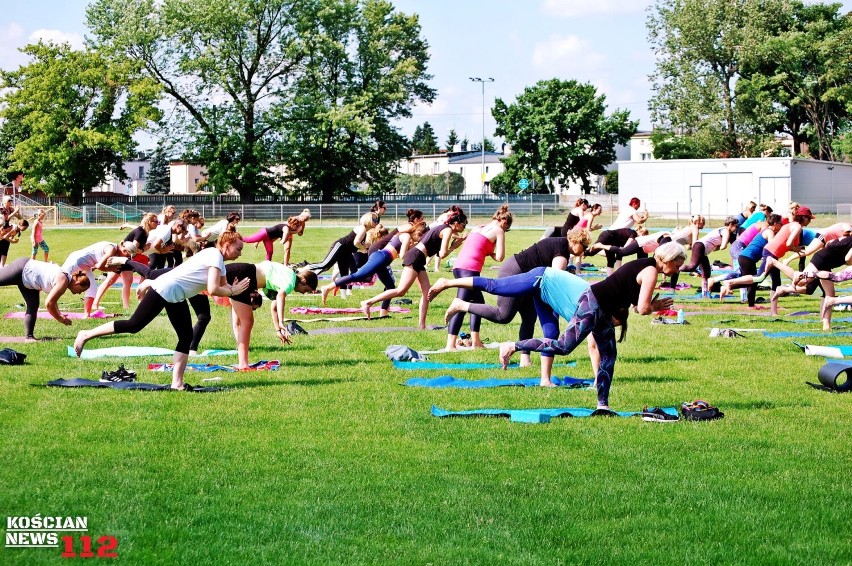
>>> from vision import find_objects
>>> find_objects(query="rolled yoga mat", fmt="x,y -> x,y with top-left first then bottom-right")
817,362 -> 852,392
800,345 -> 852,358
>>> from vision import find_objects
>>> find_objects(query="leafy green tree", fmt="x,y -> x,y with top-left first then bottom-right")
411,121 -> 439,155
736,2 -> 852,160
489,153 -> 546,195
460,137 -> 469,151
470,138 -> 495,152
0,42 -> 159,203
647,0 -> 786,157
493,79 -> 636,194
145,143 -> 171,194
88,0 -> 306,199
604,170 -> 618,194
279,0 -> 435,202
445,129 -> 459,151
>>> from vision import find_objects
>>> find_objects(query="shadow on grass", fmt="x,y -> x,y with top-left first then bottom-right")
226,377 -> 355,388
619,355 -> 699,363
626,375 -> 689,383
719,400 -> 812,410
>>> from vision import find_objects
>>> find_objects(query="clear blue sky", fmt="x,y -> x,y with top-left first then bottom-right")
3,0 -> 850,150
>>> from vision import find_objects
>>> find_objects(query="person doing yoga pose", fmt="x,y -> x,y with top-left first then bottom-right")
429,229 -> 591,365
495,243 -> 684,408
73,231 -> 250,390
360,210 -> 467,329
0,258 -> 89,340
242,208 -> 312,263
678,216 -> 739,297
444,204 -> 513,351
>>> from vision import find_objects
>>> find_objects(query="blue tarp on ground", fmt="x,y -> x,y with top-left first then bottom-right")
430,405 -> 679,423
405,375 -> 592,388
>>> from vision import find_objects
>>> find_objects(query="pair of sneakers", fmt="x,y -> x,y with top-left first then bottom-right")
641,406 -> 679,422
100,364 -> 137,383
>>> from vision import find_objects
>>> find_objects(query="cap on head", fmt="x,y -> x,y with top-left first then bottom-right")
796,206 -> 815,219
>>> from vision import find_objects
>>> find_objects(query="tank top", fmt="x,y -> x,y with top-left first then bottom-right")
22,260 -> 62,293
740,231 -> 771,261
699,228 -> 725,253
368,228 -> 398,255
266,223 -> 286,240
740,211 -> 765,231
62,241 -> 112,274
591,257 -> 656,315
763,223 -> 800,258
561,212 -> 582,235
453,230 -> 495,272
538,268 -> 591,321
419,225 -> 445,257
670,226 -> 694,246
33,220 -> 43,243
812,236 -> 852,270
819,223 -> 848,243
514,238 -> 571,272
737,225 -> 761,247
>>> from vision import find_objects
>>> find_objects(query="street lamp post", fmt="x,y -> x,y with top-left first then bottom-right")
469,77 -> 494,194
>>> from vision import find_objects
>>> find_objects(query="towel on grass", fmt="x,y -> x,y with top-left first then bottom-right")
148,360 -> 280,372
289,306 -> 410,315
764,331 -> 852,339
405,375 -> 592,388
798,344 -> 852,358
6,310 -> 116,320
67,346 -> 238,359
45,378 -> 224,392
430,405 -> 679,423
393,359 -> 576,370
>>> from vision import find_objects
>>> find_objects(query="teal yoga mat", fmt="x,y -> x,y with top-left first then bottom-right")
405,376 -> 592,388
431,405 -> 679,423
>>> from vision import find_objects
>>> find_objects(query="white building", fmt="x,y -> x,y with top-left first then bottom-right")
91,159 -> 149,196
618,157 -> 852,218
169,161 -> 209,194
397,150 -> 506,195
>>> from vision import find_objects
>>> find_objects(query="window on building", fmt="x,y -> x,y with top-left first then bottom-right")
641,153 -> 652,161
460,167 -> 464,176
433,161 -> 440,174
413,163 -> 420,174
486,166 -> 489,174
138,165 -> 145,179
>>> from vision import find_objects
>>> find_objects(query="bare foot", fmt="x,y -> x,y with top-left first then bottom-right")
320,284 -> 334,305
540,378 -> 558,387
427,278 -> 450,302
519,358 -> 531,368
498,341 -> 516,370
379,309 -> 389,318
360,301 -> 372,319
73,331 -> 89,357
472,341 -> 486,349
444,298 -> 465,324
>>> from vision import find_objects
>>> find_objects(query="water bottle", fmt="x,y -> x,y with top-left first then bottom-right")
676,309 -> 685,324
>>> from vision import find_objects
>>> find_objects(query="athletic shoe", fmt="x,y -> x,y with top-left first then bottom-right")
641,406 -> 679,422
100,364 -> 137,383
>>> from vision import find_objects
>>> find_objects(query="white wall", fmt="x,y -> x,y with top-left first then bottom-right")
169,163 -> 208,194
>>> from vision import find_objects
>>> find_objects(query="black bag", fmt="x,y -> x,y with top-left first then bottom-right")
285,321 -> 308,335
0,348 -> 27,365
681,400 -> 724,421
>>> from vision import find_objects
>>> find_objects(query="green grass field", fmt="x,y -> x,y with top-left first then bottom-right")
1,225 -> 851,565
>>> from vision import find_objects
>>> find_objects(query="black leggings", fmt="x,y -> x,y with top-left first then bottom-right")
113,290 -> 195,354
465,255 -> 537,342
612,240 -> 648,260
0,257 -> 40,338
121,261 -> 211,351
447,267 -> 483,336
681,242 -> 711,280
306,238 -> 356,276
735,255 -> 758,306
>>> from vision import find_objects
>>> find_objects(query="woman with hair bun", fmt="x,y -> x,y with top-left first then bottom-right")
443,204 -> 512,350
362,209 -> 467,328
242,208 -> 312,264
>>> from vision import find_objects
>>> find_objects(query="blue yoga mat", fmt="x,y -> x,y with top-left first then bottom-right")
393,360 -> 576,370
431,405 -> 679,423
405,375 -> 592,389
67,346 -> 239,359
764,331 -> 852,338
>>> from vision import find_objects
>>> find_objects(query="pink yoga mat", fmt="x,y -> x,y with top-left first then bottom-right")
4,310 -> 116,320
289,306 -> 410,315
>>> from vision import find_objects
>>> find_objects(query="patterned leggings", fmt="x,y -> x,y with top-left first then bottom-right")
514,288 -> 617,406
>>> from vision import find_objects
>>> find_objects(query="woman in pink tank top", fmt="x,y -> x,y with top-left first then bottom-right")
445,205 -> 513,351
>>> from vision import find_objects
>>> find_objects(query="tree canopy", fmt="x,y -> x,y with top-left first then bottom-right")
648,0 -> 852,160
88,0 -> 434,201
493,79 -> 636,193
411,122 -> 439,155
0,42 -> 159,203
